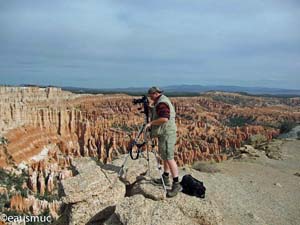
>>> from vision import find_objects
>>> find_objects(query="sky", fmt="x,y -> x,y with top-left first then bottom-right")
0,0 -> 299,89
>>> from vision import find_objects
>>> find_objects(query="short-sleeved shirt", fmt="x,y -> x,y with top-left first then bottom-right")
154,95 -> 170,119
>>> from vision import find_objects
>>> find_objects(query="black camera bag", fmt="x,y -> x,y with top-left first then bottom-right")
180,174 -> 206,198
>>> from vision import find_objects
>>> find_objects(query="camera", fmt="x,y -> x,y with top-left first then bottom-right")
132,95 -> 150,123
132,95 -> 149,105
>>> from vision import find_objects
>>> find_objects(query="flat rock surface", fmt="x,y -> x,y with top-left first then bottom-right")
184,139 -> 300,225
107,194 -> 223,225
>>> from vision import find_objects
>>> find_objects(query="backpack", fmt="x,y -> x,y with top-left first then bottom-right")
180,174 -> 206,198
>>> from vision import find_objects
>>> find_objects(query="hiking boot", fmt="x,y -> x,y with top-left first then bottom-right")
153,174 -> 171,186
167,181 -> 183,198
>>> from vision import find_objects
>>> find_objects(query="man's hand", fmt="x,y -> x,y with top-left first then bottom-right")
148,99 -> 155,107
146,118 -> 168,131
145,122 -> 152,130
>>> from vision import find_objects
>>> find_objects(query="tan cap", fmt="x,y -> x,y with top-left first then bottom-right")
148,86 -> 163,94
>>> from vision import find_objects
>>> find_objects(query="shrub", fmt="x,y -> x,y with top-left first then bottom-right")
0,168 -> 28,196
0,193 -> 10,209
226,116 -> 254,127
247,134 -> 268,147
279,121 -> 297,134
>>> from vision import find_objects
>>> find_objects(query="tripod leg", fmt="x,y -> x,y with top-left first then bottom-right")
152,150 -> 167,193
117,153 -> 131,177
146,149 -> 150,177
108,153 -> 131,190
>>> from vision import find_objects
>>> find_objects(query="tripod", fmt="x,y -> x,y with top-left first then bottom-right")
117,122 -> 168,194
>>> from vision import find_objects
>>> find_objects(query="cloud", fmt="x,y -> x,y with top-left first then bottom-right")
0,0 -> 299,89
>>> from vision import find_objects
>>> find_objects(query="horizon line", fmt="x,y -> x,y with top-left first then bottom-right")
0,83 -> 300,91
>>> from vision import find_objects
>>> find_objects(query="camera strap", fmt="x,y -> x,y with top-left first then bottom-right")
129,141 -> 147,160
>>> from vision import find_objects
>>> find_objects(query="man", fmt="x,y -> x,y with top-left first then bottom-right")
145,86 -> 182,197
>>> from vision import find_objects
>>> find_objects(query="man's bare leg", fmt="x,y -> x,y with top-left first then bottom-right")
166,159 -> 179,178
163,160 -> 170,173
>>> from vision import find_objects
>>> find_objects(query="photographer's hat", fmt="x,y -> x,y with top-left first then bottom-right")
148,86 -> 163,94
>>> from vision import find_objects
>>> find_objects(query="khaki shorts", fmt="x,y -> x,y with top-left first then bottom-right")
158,132 -> 176,160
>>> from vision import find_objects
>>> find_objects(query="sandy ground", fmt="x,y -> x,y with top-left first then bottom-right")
182,139 -> 300,225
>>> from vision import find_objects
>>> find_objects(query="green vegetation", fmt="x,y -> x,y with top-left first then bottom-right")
66,88 -> 202,97
208,91 -> 300,99
297,131 -> 300,140
226,116 -> 255,127
35,191 -> 60,202
0,168 -> 56,225
0,193 -> 10,209
0,168 -> 28,197
211,95 -> 246,105
0,169 -> 31,222
279,121 -> 298,134
241,93 -> 300,99
64,86 -> 300,98
0,136 -> 9,145
246,134 -> 268,147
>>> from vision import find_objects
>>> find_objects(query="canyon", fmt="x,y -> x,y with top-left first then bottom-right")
0,86 -> 299,223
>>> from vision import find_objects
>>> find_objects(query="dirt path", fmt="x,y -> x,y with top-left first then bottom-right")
182,139 -> 300,225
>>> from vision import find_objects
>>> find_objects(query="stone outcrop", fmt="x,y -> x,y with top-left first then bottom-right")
110,153 -> 160,185
256,139 -> 284,160
59,157 -> 125,225
130,176 -> 166,201
111,153 -> 166,201
105,194 -> 223,225
57,155 -> 223,225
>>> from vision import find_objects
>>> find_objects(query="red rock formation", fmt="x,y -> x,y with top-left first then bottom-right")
10,194 -> 61,219
1,86 -> 299,218
47,171 -> 55,193
38,171 -> 45,196
28,170 -> 38,193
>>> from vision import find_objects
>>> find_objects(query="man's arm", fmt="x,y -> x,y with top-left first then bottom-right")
150,117 -> 168,125
146,116 -> 168,130
146,103 -> 170,128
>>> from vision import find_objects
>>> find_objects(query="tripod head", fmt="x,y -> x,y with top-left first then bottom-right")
132,95 -> 150,123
